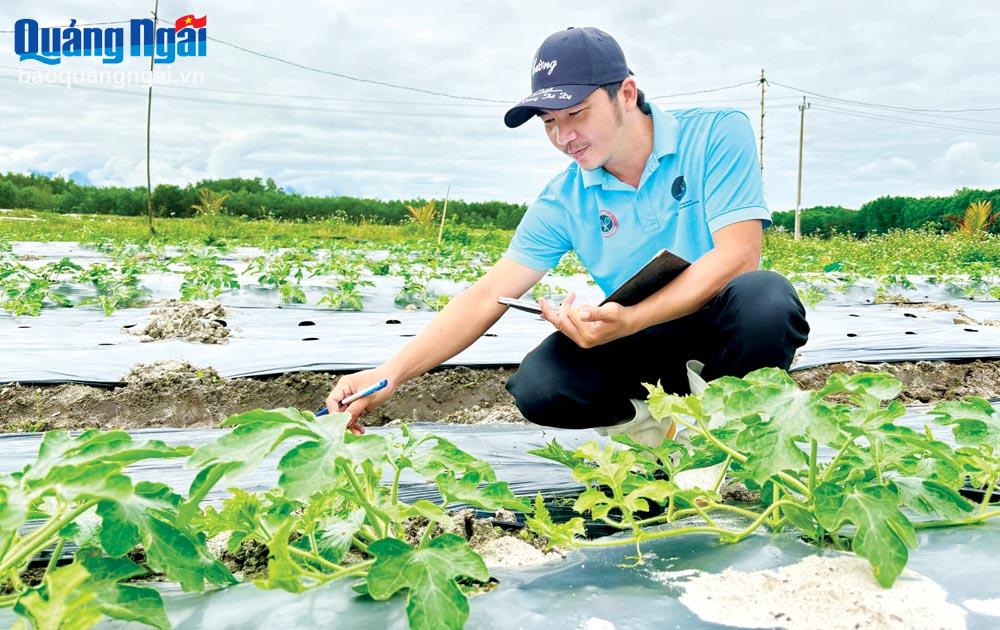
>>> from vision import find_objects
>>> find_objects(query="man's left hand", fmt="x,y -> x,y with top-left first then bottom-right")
538,292 -> 637,349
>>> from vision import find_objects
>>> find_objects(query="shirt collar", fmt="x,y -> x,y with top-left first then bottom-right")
580,103 -> 679,189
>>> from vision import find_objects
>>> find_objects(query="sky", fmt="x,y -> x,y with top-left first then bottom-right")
1,0 -> 998,211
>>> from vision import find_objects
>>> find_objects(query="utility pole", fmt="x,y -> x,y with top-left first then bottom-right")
144,0 -> 159,236
794,96 -> 810,240
758,68 -> 766,174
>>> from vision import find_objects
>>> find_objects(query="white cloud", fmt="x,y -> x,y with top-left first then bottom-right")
931,141 -> 1000,184
0,0 -> 998,211
856,156 -> 918,178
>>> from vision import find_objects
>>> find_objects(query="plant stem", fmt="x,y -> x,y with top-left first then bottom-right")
820,435 -> 856,483
0,500 -> 96,575
712,455 -> 733,493
579,500 -> 799,549
677,417 -> 811,497
979,473 -> 999,513
288,545 -> 344,572
390,465 -> 402,506
341,467 -> 389,539
808,440 -> 818,494
913,510 -> 1000,530
318,559 -> 374,583
418,520 -> 437,549
45,538 -> 65,575
637,502 -> 762,528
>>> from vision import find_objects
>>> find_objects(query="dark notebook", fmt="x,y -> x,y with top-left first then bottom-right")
599,249 -> 690,307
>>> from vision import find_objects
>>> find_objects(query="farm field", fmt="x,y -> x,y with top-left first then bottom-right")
2,214 -> 999,629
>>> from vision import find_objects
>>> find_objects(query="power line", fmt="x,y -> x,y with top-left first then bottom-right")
0,73 -> 496,119
811,103 -> 1000,137
646,79 -> 759,100
770,80 -> 1000,114
151,18 -> 509,104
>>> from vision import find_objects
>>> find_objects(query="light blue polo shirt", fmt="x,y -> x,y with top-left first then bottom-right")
503,104 -> 771,297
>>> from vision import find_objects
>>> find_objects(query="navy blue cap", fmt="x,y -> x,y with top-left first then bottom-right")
504,27 -> 631,128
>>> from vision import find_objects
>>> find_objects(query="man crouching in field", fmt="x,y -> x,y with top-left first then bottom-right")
328,27 -> 809,444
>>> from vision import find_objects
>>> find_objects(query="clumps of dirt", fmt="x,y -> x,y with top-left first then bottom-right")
720,482 -> 760,503
370,366 -> 522,426
664,554 -> 965,630
792,359 -> 1000,404
906,301 -> 1000,327
0,361 -> 335,431
0,364 -> 523,432
126,299 -> 230,344
217,538 -> 271,581
406,508 -> 563,569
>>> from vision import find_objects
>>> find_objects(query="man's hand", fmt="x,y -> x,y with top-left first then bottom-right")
325,366 -> 398,435
538,292 -> 637,349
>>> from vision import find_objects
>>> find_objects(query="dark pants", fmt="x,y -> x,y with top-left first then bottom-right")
505,270 -> 809,429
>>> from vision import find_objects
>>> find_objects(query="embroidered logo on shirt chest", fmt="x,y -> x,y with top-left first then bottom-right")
671,175 -> 687,201
599,209 -> 619,237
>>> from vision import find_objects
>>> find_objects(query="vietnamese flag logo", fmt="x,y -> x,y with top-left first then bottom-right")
174,14 -> 207,31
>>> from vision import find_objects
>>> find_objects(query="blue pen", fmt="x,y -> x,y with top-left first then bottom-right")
315,378 -> 389,417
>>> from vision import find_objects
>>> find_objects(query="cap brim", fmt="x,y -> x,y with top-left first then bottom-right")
503,84 -> 600,128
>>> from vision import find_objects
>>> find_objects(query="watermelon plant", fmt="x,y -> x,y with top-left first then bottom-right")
528,369 -> 1000,587
0,410 -> 529,630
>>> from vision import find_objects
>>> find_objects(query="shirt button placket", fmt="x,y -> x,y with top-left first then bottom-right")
636,189 -> 659,234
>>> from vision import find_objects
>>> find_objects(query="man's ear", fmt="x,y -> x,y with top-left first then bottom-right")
620,77 -> 639,111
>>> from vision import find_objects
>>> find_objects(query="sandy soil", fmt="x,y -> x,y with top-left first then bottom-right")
662,554 -> 966,629
2,359 -> 998,433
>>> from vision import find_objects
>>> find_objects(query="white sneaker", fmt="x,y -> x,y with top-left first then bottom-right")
594,399 -> 676,448
674,359 -> 725,491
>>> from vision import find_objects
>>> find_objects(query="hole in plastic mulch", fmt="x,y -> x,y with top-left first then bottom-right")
964,328 -> 979,333
385,319 -> 402,325
846,333 -> 858,337
98,342 -> 114,346
213,319 -> 228,328
121,323 -> 136,329
904,313 -> 917,318
18,325 -> 30,329
484,333 -> 498,337
298,321 -> 316,327
301,337 -> 319,341
400,334 -> 416,337
905,331 -> 916,335
848,313 -> 860,317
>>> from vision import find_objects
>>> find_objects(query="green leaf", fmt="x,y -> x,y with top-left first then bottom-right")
404,436 -> 494,482
892,477 -> 974,520
527,439 -> 584,469
526,493 -> 584,549
100,483 -> 236,591
813,483 -> 917,587
366,533 -> 489,630
930,398 -> 1000,449
187,408 -> 324,481
312,508 -> 366,563
13,556 -> 170,630
382,500 -> 452,528
434,471 -> 529,512
733,383 -> 842,485
278,440 -> 345,501
255,518 -> 309,593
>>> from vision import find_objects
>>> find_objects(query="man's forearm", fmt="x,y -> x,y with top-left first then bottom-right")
384,284 -> 508,384
629,245 -> 759,332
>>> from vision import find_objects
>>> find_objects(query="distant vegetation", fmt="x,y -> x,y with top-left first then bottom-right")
1,171 -> 998,236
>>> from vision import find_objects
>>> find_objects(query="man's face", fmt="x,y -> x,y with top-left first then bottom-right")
538,89 -> 624,171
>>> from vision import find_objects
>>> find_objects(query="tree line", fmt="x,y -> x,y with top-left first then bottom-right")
1,171 -> 997,236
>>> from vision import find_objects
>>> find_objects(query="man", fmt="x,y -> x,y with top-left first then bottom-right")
327,27 -> 809,442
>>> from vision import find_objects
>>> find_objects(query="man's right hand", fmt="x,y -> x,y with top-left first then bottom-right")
325,367 -> 399,435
